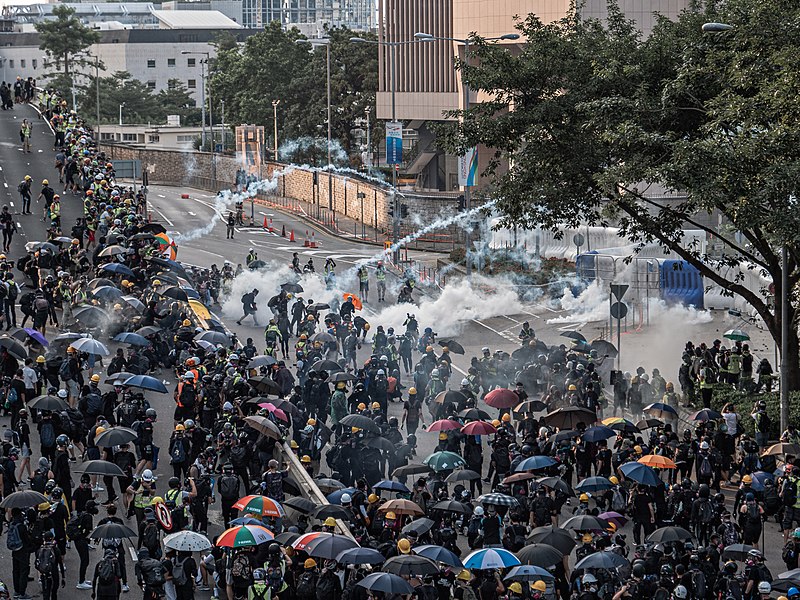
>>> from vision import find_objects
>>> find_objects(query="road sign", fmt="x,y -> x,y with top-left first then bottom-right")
386,121 -> 402,165
111,160 -> 141,179
610,301 -> 628,320
573,233 -> 585,248
610,284 -> 629,301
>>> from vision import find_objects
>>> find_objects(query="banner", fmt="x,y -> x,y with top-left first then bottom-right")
458,146 -> 478,187
385,121 -> 402,165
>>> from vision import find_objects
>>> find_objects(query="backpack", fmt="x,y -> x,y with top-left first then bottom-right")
296,571 -> 318,600
85,393 -> 103,416
7,283 -> 17,301
725,576 -> 743,600
231,552 -> 251,586
59,359 -> 72,382
783,478 -> 798,507
35,546 -> 55,575
39,421 -> 55,448
691,569 -> 706,600
699,455 -> 713,478
141,558 -> 166,586
118,401 -> 138,427
170,439 -> 186,464
611,488 -> 627,512
34,297 -> 49,312
6,521 -> 23,551
98,557 -> 116,584
230,445 -> 248,468
66,513 -> 83,540
172,557 -> 189,587
5,386 -> 18,406
467,516 -> 482,537
16,181 -> 24,194
219,475 -> 239,499
722,521 -> 740,546
697,499 -> 714,524
745,502 -> 761,527
142,523 -> 159,549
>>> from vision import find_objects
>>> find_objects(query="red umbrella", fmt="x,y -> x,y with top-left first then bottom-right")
484,389 -> 519,409
426,419 -> 462,432
461,421 -> 498,436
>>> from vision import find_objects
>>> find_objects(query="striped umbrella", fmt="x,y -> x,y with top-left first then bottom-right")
155,232 -> 178,260
232,495 -> 285,518
463,548 -> 521,570
215,525 -> 274,548
292,531 -> 327,552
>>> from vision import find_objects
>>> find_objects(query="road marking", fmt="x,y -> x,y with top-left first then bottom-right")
519,310 -> 541,319
188,212 -> 196,216
9,202 -> 13,207
158,194 -> 166,198
501,315 -> 523,325
2,183 -> 6,188
152,207 -> 174,227
184,246 -> 224,259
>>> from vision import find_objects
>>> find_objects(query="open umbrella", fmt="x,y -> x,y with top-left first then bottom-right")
304,533 -> 359,560
248,355 -> 278,369
0,336 -> 28,360
582,425 -> 617,442
514,399 -> 548,413
692,409 -> 722,422
363,437 -> 396,453
402,518 -> 435,536
575,550 -> 629,570
121,296 -> 145,313
140,223 -> 167,234
216,525 -> 274,548
336,547 -> 385,565
543,406 -> 597,429
77,460 -> 125,477
384,554 -> 440,576
504,565 -> 555,582
423,451 -> 466,472
562,515 -> 609,531
414,544 -> 464,568
392,463 -> 433,477
233,495 -> 285,518
100,263 -> 134,276
92,286 -> 124,302
427,419 -> 462,432
433,390 -> 468,406
602,417 -> 641,433
638,455 -> 677,469
590,339 -> 618,358
28,394 -> 69,412
575,476 -> 613,493
309,359 -> 342,373
196,331 -> 231,346
430,500 -> 471,514
281,282 -> 304,293
91,522 -> 138,539
158,286 -> 190,302
484,389 -> 520,409
135,326 -> 163,337
479,493 -> 518,507
536,477 -> 573,496
636,418 -> 665,430
378,499 -> 424,516
644,402 -> 679,419
357,573 -> 414,595
722,544 -> 755,562
459,407 -> 491,421
283,497 -> 315,514
248,376 -> 282,396
329,372 -> 357,383
248,260 -> 268,270
309,332 -> 336,344
374,480 -> 411,494
515,455 -> 557,472
164,531 -> 212,552
21,328 -> 48,347
88,277 -> 116,290
0,490 -> 48,508
619,461 -> 660,486
646,526 -> 693,543
598,511 -> 628,528
762,443 -> 800,457
312,505 -> 354,520
314,478 -> 346,494
462,421 -> 498,436
309,303 -> 330,312
339,414 -> 381,434
113,332 -> 150,347
724,329 -> 750,341
561,331 -> 586,342
229,516 -> 264,527
527,526 -> 576,554
123,375 -> 168,393
517,544 -> 564,569
327,488 -> 357,505
95,427 -> 138,447
342,293 -> 363,310
445,469 -> 481,483
70,336 -> 110,356
438,340 -> 465,354
243,416 -> 283,440
464,548 -> 521,570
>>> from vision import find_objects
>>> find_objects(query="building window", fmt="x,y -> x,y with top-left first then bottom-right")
20,59 -> 25,68
147,59 -> 156,68
100,133 -> 115,141
177,135 -> 195,142
32,59 -> 37,70
148,134 -> 160,143
187,58 -> 196,67
187,79 -> 196,89
167,58 -> 176,67
147,81 -> 156,90
122,133 -> 138,142
179,34 -> 198,43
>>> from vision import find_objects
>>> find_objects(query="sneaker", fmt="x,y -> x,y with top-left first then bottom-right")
76,582 -> 92,590
93,485 -> 104,492
198,585 -> 210,591
121,584 -> 130,593
18,595 -> 32,600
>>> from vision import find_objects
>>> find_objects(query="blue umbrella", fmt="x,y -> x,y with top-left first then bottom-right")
575,476 -> 613,493
582,425 -> 616,442
414,544 -> 463,568
123,375 -> 168,394
463,548 -> 521,570
504,565 -> 555,582
749,471 -> 774,492
182,287 -> 201,300
515,455 -> 558,472
113,332 -> 150,347
619,461 -> 660,486
692,408 -> 722,422
373,480 -> 411,494
327,487 -> 357,505
644,402 -> 679,418
23,328 -> 48,346
100,263 -> 134,276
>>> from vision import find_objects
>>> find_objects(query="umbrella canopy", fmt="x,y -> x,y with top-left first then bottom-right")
619,461 -> 660,486
433,390 -> 468,406
0,335 -> 28,360
575,476 -> 613,493
92,285 -> 124,302
515,455 -> 558,472
392,463 -> 433,477
484,388 -> 520,409
71,336 -> 110,356
536,476 -> 574,496
95,427 -> 138,447
20,328 -> 49,347
527,526 -> 576,554
229,517 -> 265,527
575,550 -> 630,570
636,418 -> 665,430
464,548 -> 521,570
243,416 -> 283,440
562,515 -> 609,531
340,413 -> 381,434
140,223 -> 167,234
722,544 -> 755,562
590,339 -> 618,358
379,499 -> 424,516
216,525 -> 275,548
309,332 -> 336,344
478,493 -> 518,507
336,547 -> 385,565
77,460 -> 125,477
281,282 -> 304,293
164,531 -> 212,552
341,293 -> 363,310
644,402 -> 679,419
515,399 -> 548,413
517,534 -> 571,569
561,330 -> 586,342
309,359 -> 342,373
329,372 -> 357,384
427,419 -> 463,432
423,451 -> 466,472
283,497 -> 315,514
248,376 -> 282,396
113,332 -> 150,347
602,417 -> 641,433
314,478 -> 347,494
459,407 -> 491,421
414,544 -> 464,568
105,372 -> 136,385
438,340 -> 465,354
762,442 -> 800,457
543,406 -> 597,429
196,330 -> 231,346
724,329 -> 750,341
430,500 -> 472,514
504,565 -> 555,582
100,263 -> 134,276
135,326 -> 163,337
0,490 -> 48,508
357,572 -> 414,595
303,533 -> 359,560
462,421 -> 498,436
647,526 -> 693,543
402,518 -> 435,536
233,495 -> 285,518
312,505 -> 354,521
90,522 -> 138,539
326,488 -> 358,505
123,375 -> 168,393
28,394 -> 69,412
374,480 -> 411,494
363,437 -> 396,453
638,455 -> 677,469
88,277 -> 116,290
445,469 -> 481,483
248,355 -> 278,369
692,408 -> 723,422
158,286 -> 190,302
383,554 -> 440,576
582,425 -> 617,442
598,511 -> 628,528
503,472 -> 537,484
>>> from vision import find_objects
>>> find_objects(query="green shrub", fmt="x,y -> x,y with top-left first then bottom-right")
709,385 -> 800,439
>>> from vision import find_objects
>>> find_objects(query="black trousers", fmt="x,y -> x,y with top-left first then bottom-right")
12,549 -> 30,594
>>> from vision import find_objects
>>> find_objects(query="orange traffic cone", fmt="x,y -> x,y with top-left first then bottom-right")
263,216 -> 268,228
289,229 -> 295,242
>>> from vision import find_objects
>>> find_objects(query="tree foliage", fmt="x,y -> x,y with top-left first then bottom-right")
440,0 -> 800,386
209,24 -> 378,163
36,5 -> 100,76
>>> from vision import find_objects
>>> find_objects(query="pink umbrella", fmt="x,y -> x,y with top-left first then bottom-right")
258,402 -> 289,422
426,419 -> 462,432
598,511 -> 628,528
461,421 -> 498,436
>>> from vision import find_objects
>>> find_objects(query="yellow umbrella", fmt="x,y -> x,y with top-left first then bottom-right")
188,299 -> 211,321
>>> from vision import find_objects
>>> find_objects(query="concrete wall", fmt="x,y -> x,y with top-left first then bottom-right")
100,143 -> 463,234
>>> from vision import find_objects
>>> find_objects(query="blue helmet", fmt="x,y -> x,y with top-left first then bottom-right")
788,588 -> 800,598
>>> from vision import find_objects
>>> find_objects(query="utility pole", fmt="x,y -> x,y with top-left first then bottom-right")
272,99 -> 280,160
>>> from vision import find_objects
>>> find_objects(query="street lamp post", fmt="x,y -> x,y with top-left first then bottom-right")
220,99 -> 225,152
415,31 -> 519,277
364,106 -> 372,174
183,51 -> 214,180
119,102 -> 125,126
94,55 -> 100,141
272,99 -> 280,161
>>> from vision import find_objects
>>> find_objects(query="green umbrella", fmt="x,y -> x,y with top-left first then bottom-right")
723,329 -> 750,341
423,451 -> 466,472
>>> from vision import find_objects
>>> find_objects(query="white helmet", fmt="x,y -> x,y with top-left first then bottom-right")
380,355 -> 388,362
57,389 -> 68,399
376,369 -> 385,376
430,369 -> 439,378
341,493 -> 351,504
223,401 -> 234,411
673,586 -> 688,600
142,469 -> 154,482
474,506 -> 484,516
183,372 -> 195,380
461,379 -> 470,386
539,427 -> 549,437
699,441 -> 710,450
758,583 -> 771,595
582,574 -> 597,585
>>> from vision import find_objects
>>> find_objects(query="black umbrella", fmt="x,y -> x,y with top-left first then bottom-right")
445,470 -> 481,483
575,550 -> 629,570
561,331 -> 586,342
135,326 -> 163,337
552,429 -> 580,444
722,544 -> 754,562
310,303 -> 330,312
336,547 -> 386,565
431,500 -> 471,514
459,408 -> 491,421
0,335 -> 28,360
543,407 -> 597,430
274,532 -> 300,546
312,505 -> 354,521
281,282 -> 304,293
128,232 -> 156,242
383,554 -> 439,576
304,533 -> 359,560
517,543 -> 564,568
88,277 -> 116,290
330,372 -> 358,383
433,390 -> 468,406
0,490 -> 48,508
310,360 -> 343,373
248,376 -> 282,396
105,371 -> 137,385
438,340 -> 465,354
339,414 -> 381,434
562,515 -> 609,531
140,223 -> 167,234
77,460 -> 125,477
646,526 -> 693,543
29,394 -> 70,412
284,497 -> 315,514
527,526 -> 576,555
158,286 -> 190,302
247,355 -> 277,369
73,306 -> 110,327
591,339 -> 619,358
414,544 -> 464,568
196,331 -> 231,346
364,437 -> 397,453
248,260 -> 268,270
392,463 -> 434,477
357,572 -> 414,595
90,522 -> 138,539
402,517 -> 435,536
314,478 -> 346,494
536,476 -> 574,496
95,427 -> 138,447
515,399 -> 548,413
636,418 -> 665,430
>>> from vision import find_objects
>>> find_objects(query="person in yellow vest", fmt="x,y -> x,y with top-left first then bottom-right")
49,195 -> 61,231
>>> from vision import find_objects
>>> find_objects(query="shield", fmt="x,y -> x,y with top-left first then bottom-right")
90,522 -> 138,539
164,531 -> 212,552
544,406 -> 597,429
383,554 -> 439,576
438,340 -> 465,354
28,394 -> 69,412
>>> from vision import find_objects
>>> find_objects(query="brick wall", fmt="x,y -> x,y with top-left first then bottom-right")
100,143 -> 462,234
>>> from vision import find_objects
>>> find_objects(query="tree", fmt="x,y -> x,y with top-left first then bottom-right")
36,5 -> 100,77
157,80 -> 202,126
79,71 -> 161,124
441,0 -> 800,389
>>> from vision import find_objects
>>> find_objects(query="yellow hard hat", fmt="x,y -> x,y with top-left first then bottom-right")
582,533 -> 592,543
357,403 -> 366,411
408,387 -> 417,395
397,539 -> 411,554
307,418 -> 317,426
95,426 -> 106,436
42,179 -> 49,185
300,334 -> 307,340
175,424 -> 185,431
385,511 -> 396,520
491,419 -> 501,427
457,570 -> 472,582
152,279 -> 162,286
301,455 -> 311,464
502,413 -> 511,422
442,346 -> 449,353
425,346 -> 433,353
182,319 -> 191,326
36,355 -> 46,363
38,502 -> 51,511
351,427 -> 360,433
568,384 -> 577,391
579,493 -> 589,502
307,315 -> 315,321
532,581 -> 547,593
509,583 -> 523,594
323,517 -> 336,527
71,239 -> 79,245
151,496 -> 164,505
368,494 -> 378,503
607,521 -> 617,532
634,445 -> 642,454
371,402 -> 380,410
67,346 -> 76,354
438,432 -> 448,441
91,374 -> 100,383
121,280 -> 130,287
609,476 -> 619,485
363,323 -> 370,331
290,440 -> 299,449
304,558 -> 317,569
0,255 -> 5,260
113,303 -> 123,310
742,474 -> 753,484
24,175 -> 31,181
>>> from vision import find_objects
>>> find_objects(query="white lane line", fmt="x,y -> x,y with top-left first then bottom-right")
188,212 -> 196,216
158,194 -> 166,198
9,202 -> 13,207
519,310 -> 541,319
153,208 -> 174,227
501,315 -> 523,325
471,319 -> 510,338
2,183 -> 7,188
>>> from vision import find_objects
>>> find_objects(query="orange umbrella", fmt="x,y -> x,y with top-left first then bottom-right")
638,455 -> 676,469
343,293 -> 363,310
377,498 -> 424,516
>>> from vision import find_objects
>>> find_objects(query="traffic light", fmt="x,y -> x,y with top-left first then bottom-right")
457,195 -> 466,212
400,204 -> 408,218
